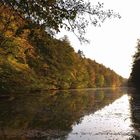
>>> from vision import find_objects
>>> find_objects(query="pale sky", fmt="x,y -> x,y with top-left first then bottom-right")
58,0 -> 140,78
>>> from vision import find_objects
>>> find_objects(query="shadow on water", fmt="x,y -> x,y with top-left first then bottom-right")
0,88 -> 127,139
128,88 -> 140,139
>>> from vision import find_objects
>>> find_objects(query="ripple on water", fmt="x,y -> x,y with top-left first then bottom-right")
67,94 -> 135,140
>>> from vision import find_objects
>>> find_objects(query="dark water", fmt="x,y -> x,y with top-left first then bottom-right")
0,88 -> 140,140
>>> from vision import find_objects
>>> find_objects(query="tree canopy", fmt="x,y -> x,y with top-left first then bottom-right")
1,0 -> 120,42
129,39 -> 140,88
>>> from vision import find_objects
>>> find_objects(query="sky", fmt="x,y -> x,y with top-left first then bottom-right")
57,0 -> 140,78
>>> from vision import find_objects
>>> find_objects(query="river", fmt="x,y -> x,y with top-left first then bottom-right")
0,88 -> 140,140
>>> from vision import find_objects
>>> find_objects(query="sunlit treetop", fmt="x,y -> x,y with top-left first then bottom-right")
1,0 -> 121,42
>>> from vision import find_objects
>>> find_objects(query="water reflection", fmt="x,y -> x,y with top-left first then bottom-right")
0,88 -> 139,139
68,94 -> 133,140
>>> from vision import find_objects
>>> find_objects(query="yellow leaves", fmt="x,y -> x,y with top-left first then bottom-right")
14,37 -> 36,59
4,30 -> 14,37
0,4 -> 25,36
0,33 -> 36,72
19,29 -> 30,39
8,55 -> 29,72
70,71 -> 76,80
15,37 -> 31,49
43,63 -> 49,70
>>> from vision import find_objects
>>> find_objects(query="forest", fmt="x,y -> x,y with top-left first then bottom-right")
0,3 -> 125,92
129,39 -> 140,88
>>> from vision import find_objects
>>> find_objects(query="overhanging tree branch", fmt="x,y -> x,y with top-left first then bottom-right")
1,0 -> 121,43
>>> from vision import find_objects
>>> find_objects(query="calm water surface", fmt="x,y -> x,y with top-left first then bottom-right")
0,88 -> 140,140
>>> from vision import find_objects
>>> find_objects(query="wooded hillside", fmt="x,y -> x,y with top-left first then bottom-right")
0,5 -> 124,92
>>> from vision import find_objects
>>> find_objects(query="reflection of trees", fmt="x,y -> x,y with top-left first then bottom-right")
0,88 -> 123,139
129,89 -> 140,139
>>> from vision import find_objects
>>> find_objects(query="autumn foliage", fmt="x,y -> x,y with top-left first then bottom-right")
0,5 -> 124,92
